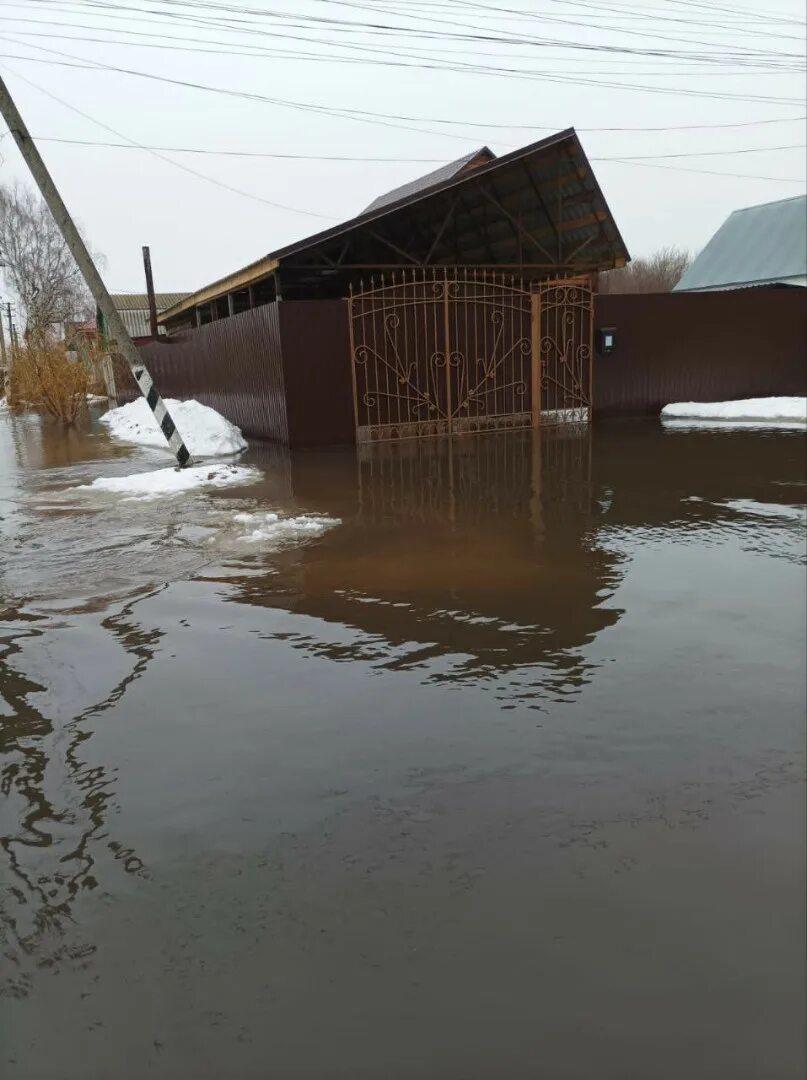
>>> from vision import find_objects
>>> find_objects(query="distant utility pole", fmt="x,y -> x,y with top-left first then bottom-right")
6,302 -> 15,349
142,245 -> 159,339
0,299 -> 8,390
0,75 -> 193,467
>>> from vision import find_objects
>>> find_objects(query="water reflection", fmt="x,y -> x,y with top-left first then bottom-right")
210,425 -> 805,706
212,429 -> 626,703
0,589 -> 158,997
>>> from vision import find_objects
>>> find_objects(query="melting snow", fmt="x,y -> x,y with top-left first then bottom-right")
101,397 -> 247,456
229,510 -> 340,544
662,396 -> 806,426
77,463 -> 260,501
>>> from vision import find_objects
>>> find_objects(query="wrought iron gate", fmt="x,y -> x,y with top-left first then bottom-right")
348,268 -> 593,442
535,276 -> 594,424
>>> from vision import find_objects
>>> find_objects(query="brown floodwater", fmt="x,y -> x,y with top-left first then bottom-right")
1,407 -> 805,1080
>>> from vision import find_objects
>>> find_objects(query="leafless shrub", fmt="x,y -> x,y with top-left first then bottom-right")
598,246 -> 693,294
7,343 -> 90,424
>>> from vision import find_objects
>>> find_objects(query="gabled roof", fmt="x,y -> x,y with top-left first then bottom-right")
675,195 -> 807,292
161,128 -> 629,321
362,146 -> 496,213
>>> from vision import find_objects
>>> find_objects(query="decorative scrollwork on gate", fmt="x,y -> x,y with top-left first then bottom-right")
349,268 -> 534,442
535,276 -> 594,424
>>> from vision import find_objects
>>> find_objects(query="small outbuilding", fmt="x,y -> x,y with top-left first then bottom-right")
99,293 -> 190,345
675,194 -> 807,293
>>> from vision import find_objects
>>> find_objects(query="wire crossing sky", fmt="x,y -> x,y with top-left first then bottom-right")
0,0 -> 803,289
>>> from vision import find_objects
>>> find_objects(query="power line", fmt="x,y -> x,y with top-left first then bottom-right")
9,0 -> 806,77
12,133 -> 806,165
101,0 -> 806,60
8,19 -> 802,74
600,143 -> 806,160
1,41 -> 804,145
2,65 -> 337,218
437,0 -> 806,43
12,0 -> 803,55
600,157 -> 804,182
9,1 -> 806,54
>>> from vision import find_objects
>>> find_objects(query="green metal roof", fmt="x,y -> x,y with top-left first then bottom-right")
675,195 -> 807,292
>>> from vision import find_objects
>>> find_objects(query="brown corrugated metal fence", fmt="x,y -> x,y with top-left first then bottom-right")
593,289 -> 806,417
127,288 -> 805,445
278,300 -> 354,446
132,303 -> 288,441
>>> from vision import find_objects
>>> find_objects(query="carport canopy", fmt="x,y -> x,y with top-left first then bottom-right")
161,127 -> 629,322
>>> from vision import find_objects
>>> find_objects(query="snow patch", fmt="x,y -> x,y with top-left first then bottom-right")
662,396 -> 806,426
229,509 -> 340,545
77,463 -> 260,501
101,397 -> 247,456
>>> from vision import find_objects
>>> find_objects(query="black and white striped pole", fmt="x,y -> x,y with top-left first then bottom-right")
0,73 -> 193,468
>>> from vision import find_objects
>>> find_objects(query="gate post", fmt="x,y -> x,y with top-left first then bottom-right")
442,270 -> 453,434
347,286 -> 360,441
530,290 -> 541,428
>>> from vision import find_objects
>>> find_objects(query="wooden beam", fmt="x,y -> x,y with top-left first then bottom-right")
312,248 -> 337,267
478,184 -> 556,263
158,256 -> 279,323
425,195 -> 459,264
364,227 -> 421,264
455,192 -> 498,262
534,165 -> 586,195
557,210 -> 607,233
404,206 -> 437,258
287,263 -> 578,271
563,233 -> 596,264
522,160 -> 562,263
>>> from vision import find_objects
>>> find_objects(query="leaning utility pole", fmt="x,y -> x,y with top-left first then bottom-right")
142,245 -> 159,339
0,75 -> 193,467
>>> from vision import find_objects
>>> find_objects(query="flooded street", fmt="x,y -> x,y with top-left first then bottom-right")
1,409 -> 805,1080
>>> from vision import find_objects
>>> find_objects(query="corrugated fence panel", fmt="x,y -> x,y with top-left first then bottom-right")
133,303 -> 288,442
593,290 -> 806,417
279,300 -> 354,447
117,290 -> 804,444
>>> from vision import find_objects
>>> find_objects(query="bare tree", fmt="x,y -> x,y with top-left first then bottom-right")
598,246 -> 693,294
0,181 -> 94,339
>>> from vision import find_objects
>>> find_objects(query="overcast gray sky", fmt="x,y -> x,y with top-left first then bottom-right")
0,0 -> 804,294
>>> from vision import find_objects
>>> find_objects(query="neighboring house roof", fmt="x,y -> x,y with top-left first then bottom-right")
362,147 -> 496,213
160,128 -> 630,324
110,293 -> 190,310
107,292 -> 190,338
675,195 -> 807,292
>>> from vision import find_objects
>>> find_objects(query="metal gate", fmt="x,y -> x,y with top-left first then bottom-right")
534,276 -> 594,424
349,268 -> 593,442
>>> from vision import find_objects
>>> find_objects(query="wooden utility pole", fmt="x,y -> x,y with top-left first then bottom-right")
0,75 -> 193,467
0,298 -> 8,392
142,245 -> 159,339
6,302 -> 15,350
